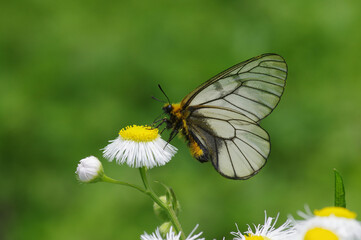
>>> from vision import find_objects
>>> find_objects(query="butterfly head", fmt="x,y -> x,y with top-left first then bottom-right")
162,103 -> 184,131
162,104 -> 173,114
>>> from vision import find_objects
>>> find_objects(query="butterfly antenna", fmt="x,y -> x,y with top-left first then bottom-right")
158,84 -> 171,104
151,96 -> 166,103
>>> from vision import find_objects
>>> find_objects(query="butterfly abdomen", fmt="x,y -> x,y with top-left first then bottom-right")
188,137 -> 208,162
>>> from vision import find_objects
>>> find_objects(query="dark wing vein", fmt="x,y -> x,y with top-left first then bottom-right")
234,136 -> 267,159
223,98 -> 260,120
232,92 -> 273,110
231,139 -> 255,171
246,71 -> 285,80
241,85 -> 280,97
258,65 -> 287,73
242,79 -> 284,87
235,128 -> 269,141
224,140 -> 237,177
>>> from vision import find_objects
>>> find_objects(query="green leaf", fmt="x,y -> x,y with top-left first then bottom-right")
334,169 -> 346,208
168,187 -> 179,213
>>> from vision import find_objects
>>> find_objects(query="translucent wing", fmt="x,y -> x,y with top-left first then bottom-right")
187,106 -> 270,179
181,54 -> 287,122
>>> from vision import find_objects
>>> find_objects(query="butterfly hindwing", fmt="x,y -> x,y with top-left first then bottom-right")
187,106 -> 270,179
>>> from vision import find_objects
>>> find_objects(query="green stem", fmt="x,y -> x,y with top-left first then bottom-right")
139,167 -> 185,240
139,167 -> 151,189
101,175 -> 146,194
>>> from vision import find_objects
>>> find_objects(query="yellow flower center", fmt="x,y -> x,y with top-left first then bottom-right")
244,235 -> 271,240
118,125 -> 159,142
304,227 -> 338,240
314,207 -> 356,219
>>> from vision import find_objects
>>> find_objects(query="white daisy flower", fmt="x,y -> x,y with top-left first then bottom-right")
103,125 -> 177,169
75,156 -> 104,183
292,206 -> 361,240
141,225 -> 204,240
231,212 -> 296,240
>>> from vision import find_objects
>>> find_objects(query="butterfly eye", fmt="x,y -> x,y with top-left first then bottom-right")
163,104 -> 173,113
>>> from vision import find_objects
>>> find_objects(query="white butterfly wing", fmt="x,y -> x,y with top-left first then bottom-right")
182,54 -> 287,122
181,54 -> 287,179
187,107 -> 270,179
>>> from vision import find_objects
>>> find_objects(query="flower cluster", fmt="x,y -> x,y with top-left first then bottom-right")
76,125 -> 177,183
230,207 -> 361,240
75,124 -> 361,240
140,207 -> 361,240
293,206 -> 361,240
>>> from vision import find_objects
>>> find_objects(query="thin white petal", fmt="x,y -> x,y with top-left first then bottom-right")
103,136 -> 177,169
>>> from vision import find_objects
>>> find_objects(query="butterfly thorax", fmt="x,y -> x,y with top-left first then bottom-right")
163,103 -> 189,132
163,103 -> 206,161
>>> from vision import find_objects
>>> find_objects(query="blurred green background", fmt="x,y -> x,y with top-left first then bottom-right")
1,0 -> 361,239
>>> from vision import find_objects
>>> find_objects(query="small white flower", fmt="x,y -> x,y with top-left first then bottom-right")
75,156 -> 103,183
103,125 -> 177,169
232,212 -> 296,240
292,206 -> 361,240
140,225 -> 204,240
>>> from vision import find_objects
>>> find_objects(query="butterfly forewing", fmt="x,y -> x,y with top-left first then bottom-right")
182,54 -> 287,122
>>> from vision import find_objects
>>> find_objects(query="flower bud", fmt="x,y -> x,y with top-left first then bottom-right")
153,196 -> 169,221
76,156 -> 104,183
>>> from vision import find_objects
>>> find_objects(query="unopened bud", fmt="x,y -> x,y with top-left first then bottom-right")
76,156 -> 104,183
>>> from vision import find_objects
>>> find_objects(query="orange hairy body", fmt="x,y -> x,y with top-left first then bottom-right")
166,103 -> 205,161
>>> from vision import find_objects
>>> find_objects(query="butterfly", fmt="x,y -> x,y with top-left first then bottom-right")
159,53 -> 287,180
